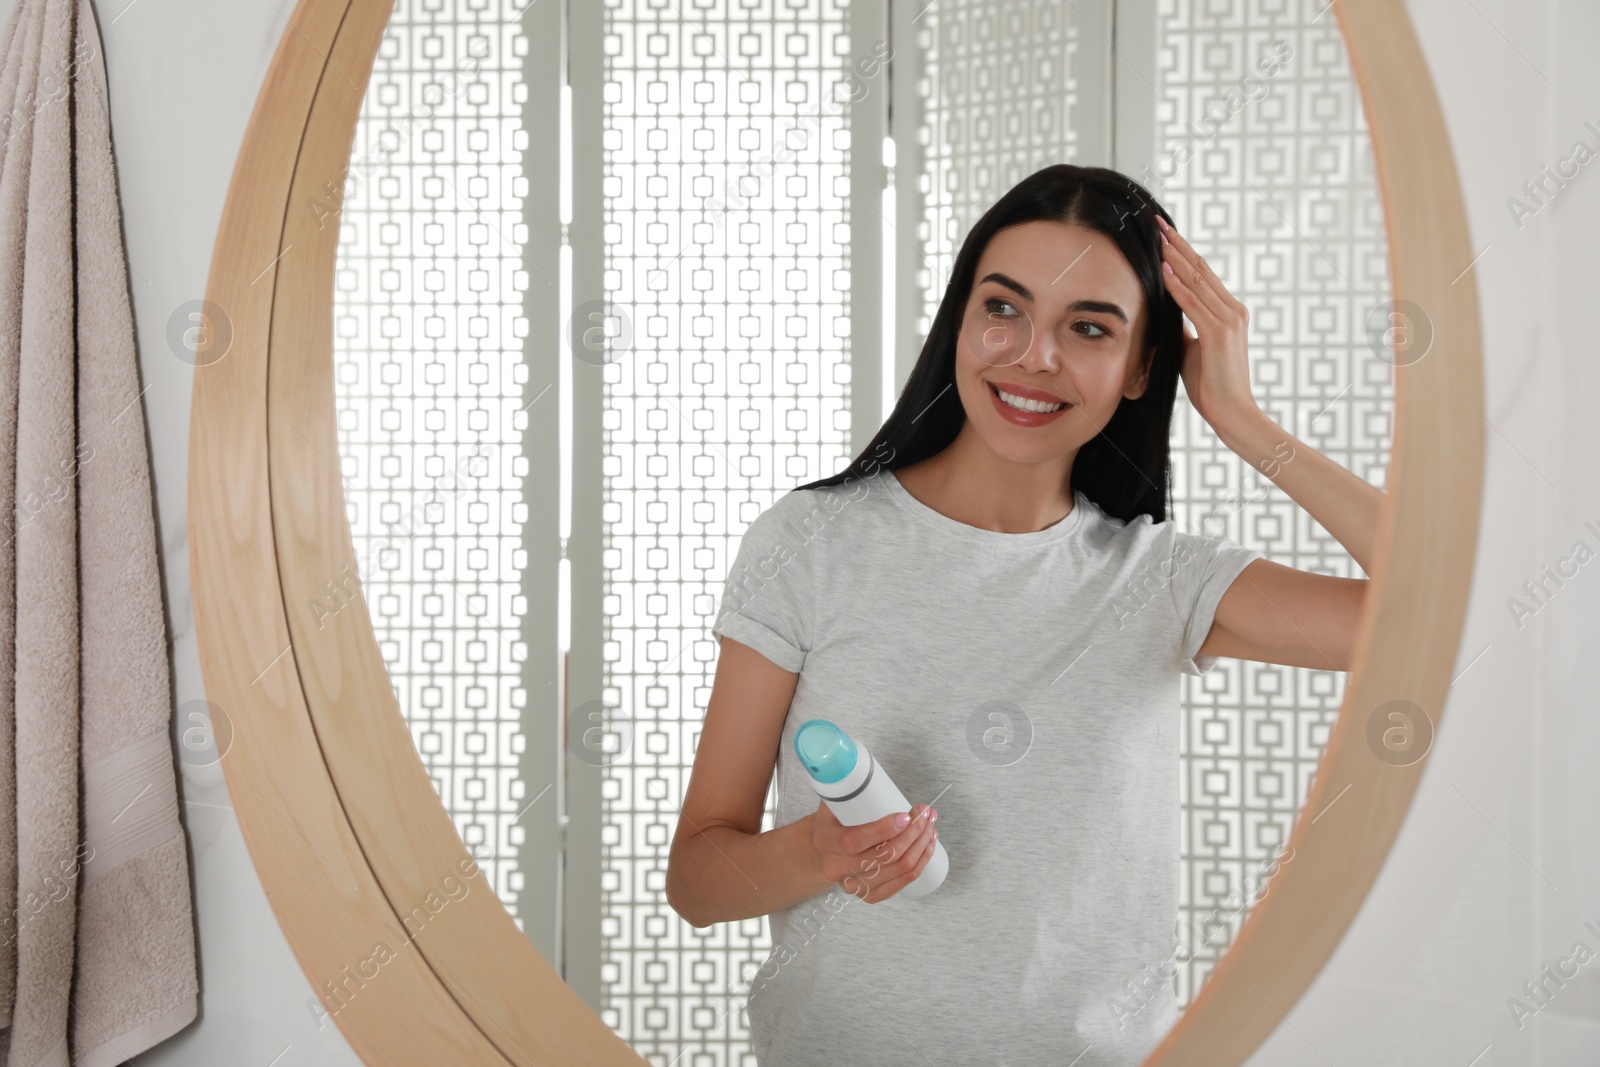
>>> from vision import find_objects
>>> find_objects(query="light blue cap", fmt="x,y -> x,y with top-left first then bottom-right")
794,719 -> 858,784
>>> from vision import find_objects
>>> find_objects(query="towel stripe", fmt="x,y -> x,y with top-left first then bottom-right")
80,731 -> 183,882
28,1034 -> 67,1067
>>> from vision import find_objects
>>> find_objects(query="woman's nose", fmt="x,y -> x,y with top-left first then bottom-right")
1020,325 -> 1062,372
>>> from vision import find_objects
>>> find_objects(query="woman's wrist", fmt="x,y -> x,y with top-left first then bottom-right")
1213,403 -> 1288,477
795,809 -> 840,899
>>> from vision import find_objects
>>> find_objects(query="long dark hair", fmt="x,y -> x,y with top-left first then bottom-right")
794,164 -> 1184,526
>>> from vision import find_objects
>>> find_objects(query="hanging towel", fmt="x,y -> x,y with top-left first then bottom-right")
0,0 -> 199,1063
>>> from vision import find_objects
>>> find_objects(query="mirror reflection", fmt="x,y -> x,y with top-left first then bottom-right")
327,1 -> 1393,1063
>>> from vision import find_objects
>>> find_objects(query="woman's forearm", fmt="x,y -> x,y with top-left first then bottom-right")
1214,403 -> 1387,576
668,812 -> 837,928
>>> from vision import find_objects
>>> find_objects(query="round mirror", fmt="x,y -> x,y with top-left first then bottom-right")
188,0 -> 1483,1063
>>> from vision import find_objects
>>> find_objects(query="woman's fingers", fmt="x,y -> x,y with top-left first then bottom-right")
1160,244 -> 1207,330
845,807 -> 937,902
845,802 -> 931,860
840,803 -> 921,856
1158,216 -> 1247,323
861,823 -> 940,903
878,805 -> 935,867
1160,228 -> 1224,327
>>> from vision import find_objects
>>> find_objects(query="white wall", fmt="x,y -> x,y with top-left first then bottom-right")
1248,1 -> 1600,1064
91,0 -> 362,1062
68,0 -> 1599,1063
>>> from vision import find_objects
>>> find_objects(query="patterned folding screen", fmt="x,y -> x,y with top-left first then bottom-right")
593,3 -> 857,1059
1155,0 -> 1391,1005
911,0 -> 1086,340
333,2 -> 534,919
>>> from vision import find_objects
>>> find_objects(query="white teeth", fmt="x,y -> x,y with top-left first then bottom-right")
995,386 -> 1064,413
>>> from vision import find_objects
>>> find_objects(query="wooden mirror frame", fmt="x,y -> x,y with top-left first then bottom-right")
187,0 -> 1484,1062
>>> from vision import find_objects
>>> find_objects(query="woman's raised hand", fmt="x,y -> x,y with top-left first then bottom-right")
809,800 -> 938,904
1156,213 -> 1260,428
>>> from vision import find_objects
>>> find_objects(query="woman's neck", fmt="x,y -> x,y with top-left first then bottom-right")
893,429 -> 1078,535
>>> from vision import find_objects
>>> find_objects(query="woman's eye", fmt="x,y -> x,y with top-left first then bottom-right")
983,297 -> 1019,317
1074,321 -> 1110,339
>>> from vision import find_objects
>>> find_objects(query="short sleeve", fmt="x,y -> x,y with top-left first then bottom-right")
1164,526 -> 1266,676
711,494 -> 816,673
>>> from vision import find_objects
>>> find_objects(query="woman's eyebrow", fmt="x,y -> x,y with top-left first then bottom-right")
977,272 -> 1130,325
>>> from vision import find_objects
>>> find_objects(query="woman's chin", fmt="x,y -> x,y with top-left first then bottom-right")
971,426 -> 1075,467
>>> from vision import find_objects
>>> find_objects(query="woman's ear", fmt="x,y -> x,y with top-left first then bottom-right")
1124,344 -> 1155,400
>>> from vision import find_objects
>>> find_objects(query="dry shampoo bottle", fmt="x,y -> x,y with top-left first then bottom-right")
793,718 -> 949,899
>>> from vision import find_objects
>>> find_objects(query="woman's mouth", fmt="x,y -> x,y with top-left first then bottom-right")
986,381 -> 1072,426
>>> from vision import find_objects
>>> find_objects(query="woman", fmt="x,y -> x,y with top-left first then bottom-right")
665,164 -> 1378,1066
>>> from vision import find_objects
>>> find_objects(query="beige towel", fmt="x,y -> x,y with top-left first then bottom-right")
0,0 -> 37,1038
0,0 -> 199,1064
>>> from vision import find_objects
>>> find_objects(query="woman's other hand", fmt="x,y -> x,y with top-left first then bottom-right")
809,800 -> 939,904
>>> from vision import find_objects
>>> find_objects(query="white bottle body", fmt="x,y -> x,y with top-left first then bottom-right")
809,739 -> 948,899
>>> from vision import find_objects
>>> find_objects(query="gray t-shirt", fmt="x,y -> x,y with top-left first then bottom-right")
710,466 -> 1264,1067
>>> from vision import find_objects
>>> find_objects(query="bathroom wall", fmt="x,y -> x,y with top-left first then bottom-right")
42,0 -> 1599,1063
1244,0 -> 1600,1062
79,0 -> 364,1062
1242,1 -> 1600,1063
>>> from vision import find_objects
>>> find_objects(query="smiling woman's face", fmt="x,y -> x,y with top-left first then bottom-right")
955,219 -> 1155,467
